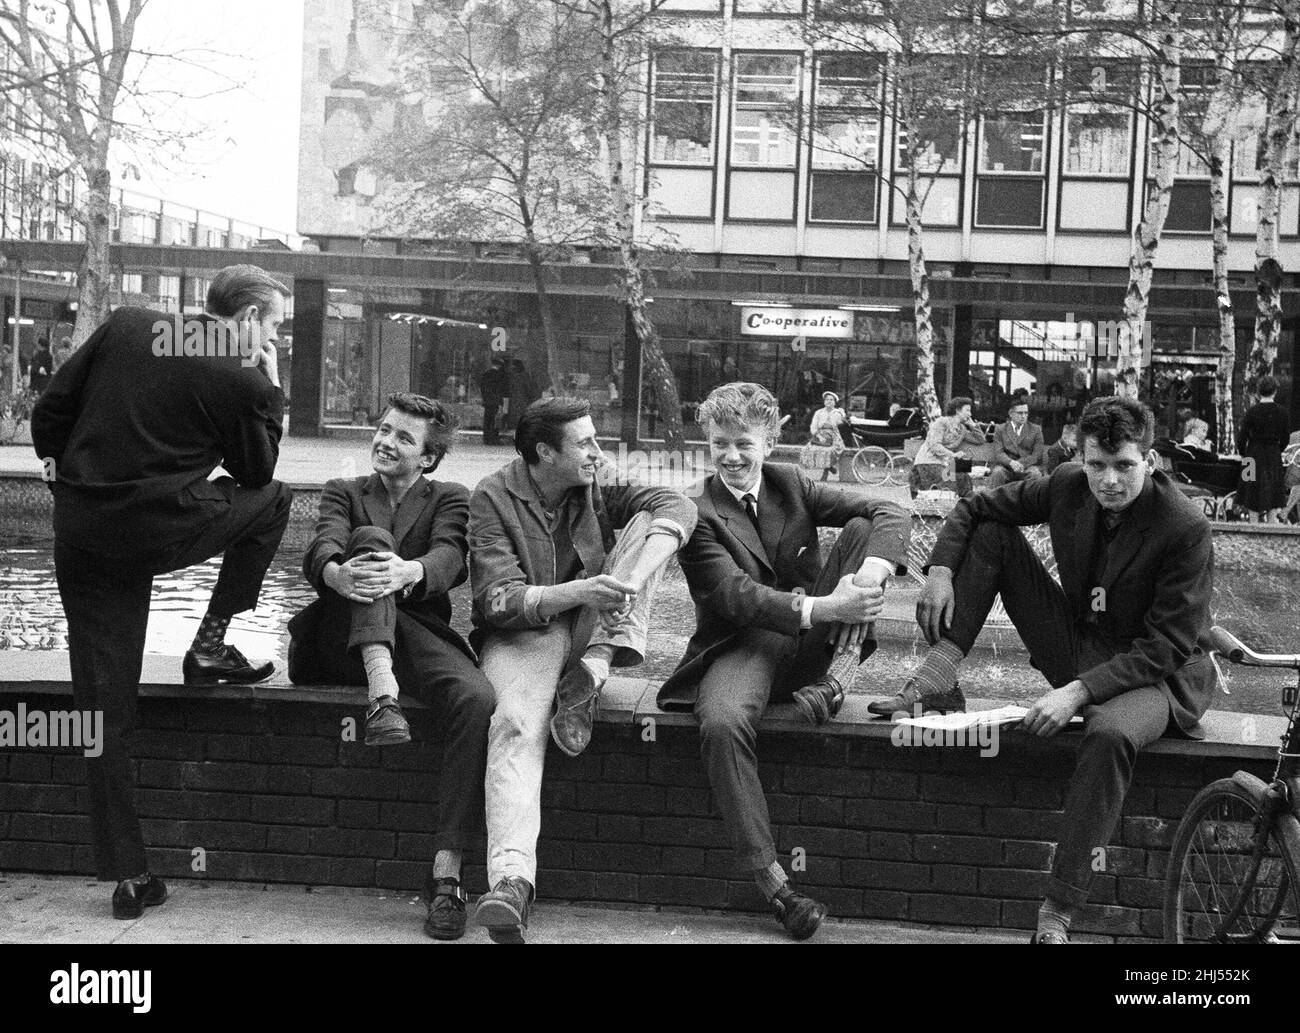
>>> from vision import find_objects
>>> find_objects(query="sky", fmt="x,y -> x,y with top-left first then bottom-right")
121,0 -> 306,235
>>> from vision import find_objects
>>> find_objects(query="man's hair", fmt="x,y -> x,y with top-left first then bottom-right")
1008,399 -> 1029,413
945,396 -> 973,416
515,397 -> 591,464
382,392 -> 458,468
697,382 -> 783,440
206,264 -> 291,318
1258,375 -> 1278,397
1078,395 -> 1155,453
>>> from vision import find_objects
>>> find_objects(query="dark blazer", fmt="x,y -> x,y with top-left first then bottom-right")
927,465 -> 1216,734
658,462 -> 910,710
992,420 -> 1046,469
290,473 -> 476,670
31,307 -> 284,556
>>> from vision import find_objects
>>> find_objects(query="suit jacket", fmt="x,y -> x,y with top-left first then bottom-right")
31,307 -> 284,557
927,466 -> 1216,734
992,420 -> 1046,469
290,473 -> 476,671
468,457 -> 697,657
658,462 -> 910,710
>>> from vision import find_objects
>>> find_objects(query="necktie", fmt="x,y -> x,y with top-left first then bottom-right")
742,492 -> 758,525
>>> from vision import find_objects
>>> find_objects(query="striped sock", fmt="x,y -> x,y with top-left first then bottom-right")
361,643 -> 399,703
912,638 -> 964,697
755,861 -> 788,900
1037,897 -> 1074,940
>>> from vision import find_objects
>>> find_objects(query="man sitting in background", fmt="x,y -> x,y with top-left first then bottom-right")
1044,421 -> 1079,474
986,399 -> 1045,486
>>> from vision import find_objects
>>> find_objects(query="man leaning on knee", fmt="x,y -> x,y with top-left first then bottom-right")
872,396 -> 1217,943
467,397 -> 696,942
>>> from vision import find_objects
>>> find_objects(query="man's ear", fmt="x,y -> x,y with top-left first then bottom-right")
1145,449 -> 1159,473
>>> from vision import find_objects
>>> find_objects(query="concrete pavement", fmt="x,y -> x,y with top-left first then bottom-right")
0,873 -> 1023,945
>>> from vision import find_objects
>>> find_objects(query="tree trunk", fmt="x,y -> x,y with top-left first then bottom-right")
522,244 -> 562,393
1250,11 -> 1300,389
1209,135 -> 1237,453
905,162 -> 941,420
73,163 -> 113,347
1122,8 -> 1180,388
594,0 -> 685,451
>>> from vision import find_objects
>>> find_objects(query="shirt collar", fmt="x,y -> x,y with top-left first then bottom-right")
721,470 -> 763,509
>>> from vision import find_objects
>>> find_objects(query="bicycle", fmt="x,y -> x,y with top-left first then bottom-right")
1162,625 -> 1300,943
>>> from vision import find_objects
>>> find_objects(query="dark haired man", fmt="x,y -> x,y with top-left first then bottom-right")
31,264 -> 292,919
288,392 -> 495,941
870,396 -> 1216,944
468,396 -> 696,941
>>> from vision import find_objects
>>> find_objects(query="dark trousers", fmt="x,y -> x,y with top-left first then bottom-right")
306,525 -> 494,851
482,403 -> 500,445
942,520 -> 1173,907
55,478 -> 291,881
694,517 -> 878,870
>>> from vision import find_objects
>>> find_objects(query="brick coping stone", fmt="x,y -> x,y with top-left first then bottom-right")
0,650 -> 1284,762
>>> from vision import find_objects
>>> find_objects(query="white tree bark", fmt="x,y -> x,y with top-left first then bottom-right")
1121,4 -> 1180,388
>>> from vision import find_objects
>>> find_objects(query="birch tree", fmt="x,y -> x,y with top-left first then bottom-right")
806,1 -> 983,420
1247,0 -> 1300,393
0,0 -> 147,345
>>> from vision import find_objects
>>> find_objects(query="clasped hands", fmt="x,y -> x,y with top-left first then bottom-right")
821,570 -> 887,654
327,551 -> 423,604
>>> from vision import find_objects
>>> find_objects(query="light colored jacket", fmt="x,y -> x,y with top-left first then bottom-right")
914,415 -> 985,471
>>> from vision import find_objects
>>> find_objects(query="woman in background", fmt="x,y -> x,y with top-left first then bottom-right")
1238,376 -> 1290,522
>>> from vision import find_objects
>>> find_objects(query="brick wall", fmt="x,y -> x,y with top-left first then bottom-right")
0,686 -> 1274,940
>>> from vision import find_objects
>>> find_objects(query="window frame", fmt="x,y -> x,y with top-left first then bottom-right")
649,48 -> 722,168
729,51 -> 803,170
807,52 -> 883,225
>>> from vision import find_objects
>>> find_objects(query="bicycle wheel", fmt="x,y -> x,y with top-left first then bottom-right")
1163,778 -> 1299,943
852,446 -> 892,486
888,454 -> 913,487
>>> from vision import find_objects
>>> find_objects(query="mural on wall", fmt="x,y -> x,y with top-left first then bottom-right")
299,0 -> 420,237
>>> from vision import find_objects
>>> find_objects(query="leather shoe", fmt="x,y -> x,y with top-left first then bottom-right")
792,676 -> 845,726
770,884 -> 827,941
1030,930 -> 1069,944
111,874 -> 167,920
423,872 -> 467,941
475,876 -> 533,943
550,663 -> 603,758
182,645 -> 274,686
866,680 -> 966,718
365,695 -> 411,746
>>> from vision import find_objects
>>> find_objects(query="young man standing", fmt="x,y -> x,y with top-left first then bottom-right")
659,383 -> 910,940
288,392 -> 495,940
870,396 -> 1216,943
468,397 -> 696,942
32,264 -> 292,919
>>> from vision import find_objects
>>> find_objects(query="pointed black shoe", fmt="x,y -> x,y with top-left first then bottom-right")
867,680 -> 966,718
112,874 -> 167,920
770,884 -> 827,941
183,645 -> 275,686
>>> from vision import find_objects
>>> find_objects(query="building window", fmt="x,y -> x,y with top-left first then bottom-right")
895,121 -> 962,175
809,54 -> 880,223
976,62 -> 1047,227
651,50 -> 719,165
1064,109 -> 1131,175
735,0 -> 802,12
731,53 -> 800,167
980,111 -> 1045,174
